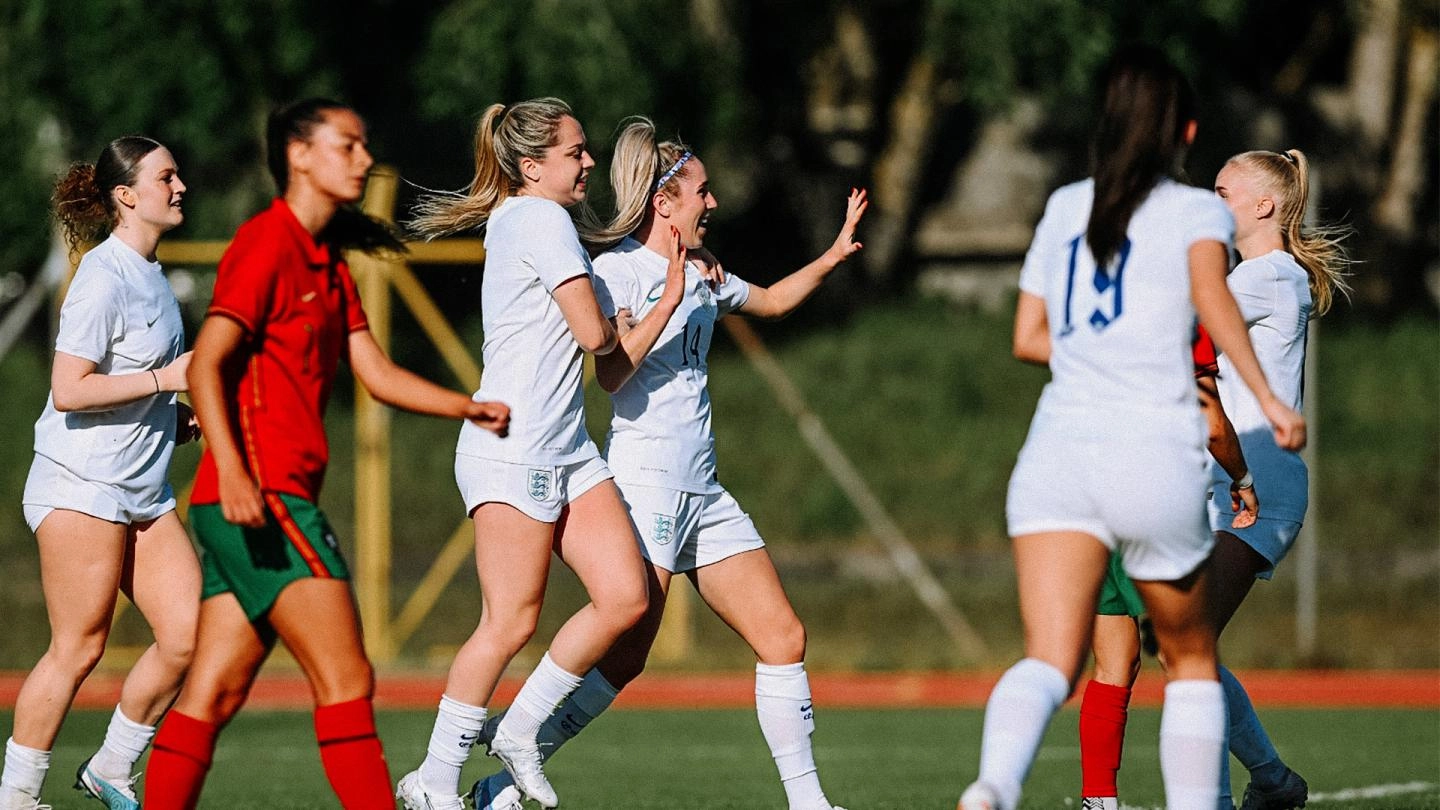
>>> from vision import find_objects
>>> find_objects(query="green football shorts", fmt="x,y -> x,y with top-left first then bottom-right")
193,492 -> 350,620
1097,551 -> 1145,617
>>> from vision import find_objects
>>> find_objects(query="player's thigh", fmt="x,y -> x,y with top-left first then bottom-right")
1206,530 -> 1265,635
125,511 -> 201,648
1013,531 -> 1110,683
34,509 -> 128,642
554,479 -> 647,606
1132,567 -> 1217,682
472,501 -> 558,621
174,594 -> 272,723
268,577 -> 373,703
691,548 -> 805,663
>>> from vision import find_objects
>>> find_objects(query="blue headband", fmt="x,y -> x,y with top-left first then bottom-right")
655,151 -> 693,190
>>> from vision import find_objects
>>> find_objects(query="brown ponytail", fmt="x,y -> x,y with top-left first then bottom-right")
52,135 -> 163,256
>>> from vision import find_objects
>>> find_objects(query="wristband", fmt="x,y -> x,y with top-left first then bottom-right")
1234,471 -> 1254,490
150,369 -> 161,394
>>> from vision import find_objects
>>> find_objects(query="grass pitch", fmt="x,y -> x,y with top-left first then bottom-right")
11,706 -> 1438,808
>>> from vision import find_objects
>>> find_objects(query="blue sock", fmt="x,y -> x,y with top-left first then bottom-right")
1220,666 -> 1288,789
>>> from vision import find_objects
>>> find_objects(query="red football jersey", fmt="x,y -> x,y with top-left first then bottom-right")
192,199 -> 369,504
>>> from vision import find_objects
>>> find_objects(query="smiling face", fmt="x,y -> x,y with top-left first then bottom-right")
116,146 -> 185,234
291,108 -> 375,205
520,115 -> 595,206
659,156 -> 718,248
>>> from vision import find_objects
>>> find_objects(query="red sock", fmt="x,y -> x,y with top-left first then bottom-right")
314,698 -> 394,810
143,711 -> 219,810
1079,679 -> 1132,797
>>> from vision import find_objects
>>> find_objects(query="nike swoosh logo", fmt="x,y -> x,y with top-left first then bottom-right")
301,291 -> 318,302
646,291 -> 663,303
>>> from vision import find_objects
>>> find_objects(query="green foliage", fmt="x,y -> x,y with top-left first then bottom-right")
413,0 -> 749,159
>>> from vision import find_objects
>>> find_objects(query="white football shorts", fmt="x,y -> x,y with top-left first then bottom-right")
22,453 -> 175,533
1006,424 -> 1213,582
456,453 -> 612,523
616,482 -> 764,573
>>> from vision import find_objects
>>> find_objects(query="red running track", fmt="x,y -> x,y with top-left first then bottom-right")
1,670 -> 1435,711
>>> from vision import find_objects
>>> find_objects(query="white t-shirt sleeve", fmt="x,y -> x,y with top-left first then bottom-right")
1019,189 -> 1067,297
1183,194 -> 1235,248
1228,261 -> 1276,325
522,200 -> 594,293
54,266 -> 124,364
591,258 -> 639,320
714,271 -> 751,316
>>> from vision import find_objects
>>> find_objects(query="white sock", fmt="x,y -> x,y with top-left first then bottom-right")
88,706 -> 155,780
1160,679 -> 1226,810
498,652 -> 584,743
1,737 -> 50,799
536,667 -> 619,756
755,662 -> 831,810
419,694 -> 487,795
477,667 -> 623,804
975,658 -> 1070,810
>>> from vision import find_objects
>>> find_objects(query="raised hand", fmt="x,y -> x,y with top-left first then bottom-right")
824,188 -> 869,264
659,226 -> 688,308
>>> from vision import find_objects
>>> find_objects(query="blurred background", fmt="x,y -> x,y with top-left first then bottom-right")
0,0 -> 1435,675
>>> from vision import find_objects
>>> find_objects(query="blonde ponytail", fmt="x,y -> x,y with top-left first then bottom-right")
584,117 -> 694,251
1228,149 -> 1353,316
409,104 -> 515,239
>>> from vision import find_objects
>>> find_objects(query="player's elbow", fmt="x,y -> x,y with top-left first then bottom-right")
50,387 -> 81,412
577,327 -> 618,356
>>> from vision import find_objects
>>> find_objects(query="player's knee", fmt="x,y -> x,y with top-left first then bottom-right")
310,660 -> 374,706
596,584 -> 649,633
756,616 -> 806,664
155,631 -> 197,673
48,631 -> 109,680
479,612 -> 540,658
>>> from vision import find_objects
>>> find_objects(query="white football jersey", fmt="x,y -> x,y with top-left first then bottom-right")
457,196 -> 600,465
592,237 -> 751,492
32,234 -> 185,505
1211,249 -> 1311,521
1019,178 -> 1234,439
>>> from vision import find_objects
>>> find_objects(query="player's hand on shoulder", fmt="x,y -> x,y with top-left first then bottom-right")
692,245 -> 725,289
824,187 -> 868,265
465,399 -> 510,437
614,308 -> 636,338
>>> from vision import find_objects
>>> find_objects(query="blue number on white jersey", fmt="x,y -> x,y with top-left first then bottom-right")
1060,235 -> 1131,337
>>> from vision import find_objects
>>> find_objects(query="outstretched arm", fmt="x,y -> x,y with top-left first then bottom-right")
737,188 -> 867,320
595,228 -> 687,393
347,330 -> 509,435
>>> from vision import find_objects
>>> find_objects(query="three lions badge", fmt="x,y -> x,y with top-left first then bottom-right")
528,469 -> 554,502
651,514 -> 676,546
